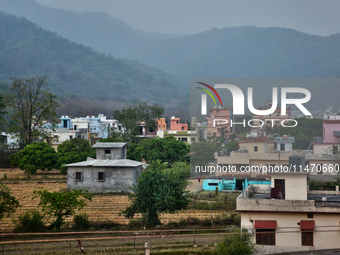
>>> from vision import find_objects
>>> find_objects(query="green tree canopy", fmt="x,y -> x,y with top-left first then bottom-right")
0,185 -> 20,222
226,141 -> 239,153
6,76 -> 58,146
190,141 -> 217,168
56,138 -> 95,175
10,142 -> 56,175
113,102 -> 163,143
123,161 -> 191,227
33,188 -> 92,231
129,136 -> 189,164
279,117 -> 323,150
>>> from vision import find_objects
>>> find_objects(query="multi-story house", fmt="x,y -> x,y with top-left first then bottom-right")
206,106 -> 234,141
237,172 -> 340,253
305,116 -> 340,177
217,136 -> 297,177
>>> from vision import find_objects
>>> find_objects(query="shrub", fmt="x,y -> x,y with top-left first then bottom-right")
13,210 -> 46,232
215,233 -> 256,255
73,213 -> 91,230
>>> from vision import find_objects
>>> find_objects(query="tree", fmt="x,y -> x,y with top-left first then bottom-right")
113,102 -> 163,143
170,161 -> 190,179
56,138 -> 95,175
0,94 -> 7,131
215,233 -> 256,255
226,141 -> 239,153
6,76 -> 58,146
123,161 -> 191,227
33,188 -> 92,231
279,117 -> 323,150
190,141 -> 217,168
10,142 -> 57,174
130,136 -> 189,164
0,185 -> 20,221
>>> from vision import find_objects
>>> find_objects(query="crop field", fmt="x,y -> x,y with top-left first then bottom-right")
0,169 -> 230,232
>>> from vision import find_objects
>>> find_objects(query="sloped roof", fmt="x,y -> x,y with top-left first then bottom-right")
64,159 -> 143,168
92,142 -> 126,148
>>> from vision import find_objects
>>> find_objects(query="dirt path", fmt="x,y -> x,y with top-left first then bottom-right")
186,179 -> 203,193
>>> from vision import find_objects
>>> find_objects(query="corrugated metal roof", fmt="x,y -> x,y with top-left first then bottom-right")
64,159 -> 143,167
92,142 -> 126,148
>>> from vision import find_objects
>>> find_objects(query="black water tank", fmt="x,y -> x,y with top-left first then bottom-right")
289,155 -> 302,172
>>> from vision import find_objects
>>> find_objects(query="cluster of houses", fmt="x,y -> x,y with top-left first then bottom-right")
3,103 -> 340,253
195,104 -> 340,253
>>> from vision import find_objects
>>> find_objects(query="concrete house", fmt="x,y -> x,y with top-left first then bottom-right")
237,172 -> 340,253
66,142 -> 144,193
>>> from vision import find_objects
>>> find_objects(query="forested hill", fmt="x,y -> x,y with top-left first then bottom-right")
2,0 -> 340,81
0,11 -> 181,104
136,26 -> 340,79
0,0 -> 177,59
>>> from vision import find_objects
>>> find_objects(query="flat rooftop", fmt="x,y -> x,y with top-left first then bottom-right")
247,193 -> 340,202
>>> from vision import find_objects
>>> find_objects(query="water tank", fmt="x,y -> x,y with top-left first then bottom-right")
289,155 -> 302,172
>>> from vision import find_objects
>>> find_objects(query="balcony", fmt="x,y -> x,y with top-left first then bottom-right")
237,184 -> 340,213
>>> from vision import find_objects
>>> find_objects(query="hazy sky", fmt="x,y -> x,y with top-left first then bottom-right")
35,0 -> 340,36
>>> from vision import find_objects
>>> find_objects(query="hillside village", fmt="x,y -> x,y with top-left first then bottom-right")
0,1 -> 340,255
0,91 -> 340,254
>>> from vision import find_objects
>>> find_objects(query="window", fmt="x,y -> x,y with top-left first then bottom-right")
69,135 -> 73,140
208,183 -> 218,186
256,229 -> 275,245
98,172 -> 105,181
254,146 -> 258,152
182,138 -> 187,142
317,164 -> 323,175
307,213 -> 313,219
74,125 -> 77,131
275,120 -> 279,125
191,138 -> 196,142
301,232 -> 313,246
76,172 -> 82,181
266,120 -> 271,125
217,128 -> 221,132
105,149 -> 110,154
275,112 -> 279,116
280,144 -> 285,151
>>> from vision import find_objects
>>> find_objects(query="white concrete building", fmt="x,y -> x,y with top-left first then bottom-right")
237,172 -> 340,253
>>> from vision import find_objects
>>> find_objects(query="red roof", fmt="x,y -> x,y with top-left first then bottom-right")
323,120 -> 340,123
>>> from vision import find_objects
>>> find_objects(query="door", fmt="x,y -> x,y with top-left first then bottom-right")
274,179 -> 285,199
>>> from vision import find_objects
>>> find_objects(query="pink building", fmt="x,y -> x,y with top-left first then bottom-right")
170,116 -> 188,131
323,119 -> 340,143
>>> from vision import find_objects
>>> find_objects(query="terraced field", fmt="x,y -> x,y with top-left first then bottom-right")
0,169 -> 227,232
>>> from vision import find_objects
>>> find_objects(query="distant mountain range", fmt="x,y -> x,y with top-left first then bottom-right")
2,0 -> 340,81
0,11 -> 183,106
0,0 -> 178,59
1,0 -> 340,116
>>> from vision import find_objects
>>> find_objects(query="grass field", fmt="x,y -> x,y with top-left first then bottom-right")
0,169 -> 239,232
